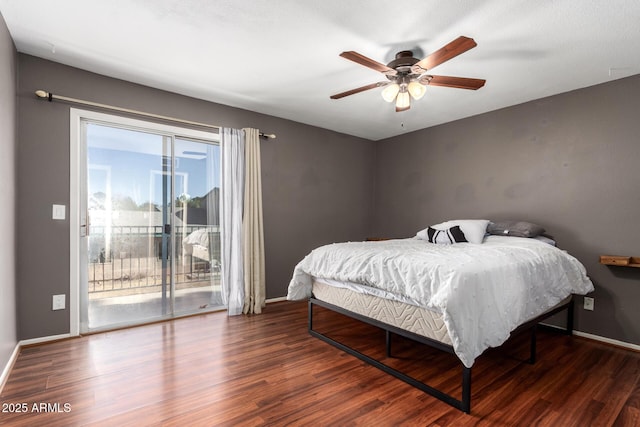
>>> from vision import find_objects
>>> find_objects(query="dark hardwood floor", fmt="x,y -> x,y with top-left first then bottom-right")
1,301 -> 639,426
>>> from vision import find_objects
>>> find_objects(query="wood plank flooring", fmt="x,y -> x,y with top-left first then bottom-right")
1,301 -> 639,426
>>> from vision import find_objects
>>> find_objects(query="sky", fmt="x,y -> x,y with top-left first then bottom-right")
86,122 -> 220,208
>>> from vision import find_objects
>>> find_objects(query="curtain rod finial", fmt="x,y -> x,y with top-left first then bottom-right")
261,133 -> 276,139
35,90 -> 53,101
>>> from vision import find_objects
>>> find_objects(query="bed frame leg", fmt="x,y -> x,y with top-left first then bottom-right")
462,367 -> 472,413
566,299 -> 574,335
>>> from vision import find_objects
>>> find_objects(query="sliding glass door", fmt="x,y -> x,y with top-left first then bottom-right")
77,111 -> 221,332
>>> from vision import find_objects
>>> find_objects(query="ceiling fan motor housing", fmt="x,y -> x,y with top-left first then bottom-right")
386,51 -> 422,84
387,51 -> 419,69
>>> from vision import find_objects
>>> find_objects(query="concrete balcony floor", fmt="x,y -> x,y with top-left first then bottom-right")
87,257 -> 224,331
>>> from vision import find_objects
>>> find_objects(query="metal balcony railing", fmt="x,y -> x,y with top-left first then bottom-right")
87,225 -> 220,296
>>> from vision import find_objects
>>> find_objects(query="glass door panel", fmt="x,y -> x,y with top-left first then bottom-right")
84,123 -> 173,331
173,138 -> 223,314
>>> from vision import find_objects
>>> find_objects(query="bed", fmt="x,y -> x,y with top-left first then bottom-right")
287,220 -> 594,413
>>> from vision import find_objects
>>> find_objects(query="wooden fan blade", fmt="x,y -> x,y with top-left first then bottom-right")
427,75 -> 486,90
340,51 -> 397,76
412,36 -> 478,72
330,82 -> 387,99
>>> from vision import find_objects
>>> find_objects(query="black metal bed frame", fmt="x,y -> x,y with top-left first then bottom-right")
308,296 -> 574,414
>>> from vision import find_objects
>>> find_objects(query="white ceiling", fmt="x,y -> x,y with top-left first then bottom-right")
1,0 -> 639,140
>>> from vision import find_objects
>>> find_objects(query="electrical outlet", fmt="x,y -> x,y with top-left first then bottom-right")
52,294 -> 66,310
583,296 -> 594,311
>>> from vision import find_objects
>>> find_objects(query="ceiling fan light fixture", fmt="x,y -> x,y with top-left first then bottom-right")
396,91 -> 410,111
381,83 -> 400,102
408,81 -> 426,100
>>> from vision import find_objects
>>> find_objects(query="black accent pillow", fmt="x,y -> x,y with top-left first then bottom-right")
427,225 -> 468,244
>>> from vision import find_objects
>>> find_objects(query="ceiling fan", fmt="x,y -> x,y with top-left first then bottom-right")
330,36 -> 486,112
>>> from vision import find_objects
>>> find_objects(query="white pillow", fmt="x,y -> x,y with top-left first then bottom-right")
417,219 -> 490,244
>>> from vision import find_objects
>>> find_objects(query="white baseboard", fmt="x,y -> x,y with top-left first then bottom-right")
573,330 -> 640,352
0,343 -> 20,394
539,322 -> 640,352
266,296 -> 287,304
19,333 -> 76,347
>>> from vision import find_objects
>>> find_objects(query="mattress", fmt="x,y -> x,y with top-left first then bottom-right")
312,279 -> 574,353
312,279 -> 452,345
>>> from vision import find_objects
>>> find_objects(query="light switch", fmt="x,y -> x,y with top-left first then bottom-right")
52,204 -> 66,220
52,294 -> 66,310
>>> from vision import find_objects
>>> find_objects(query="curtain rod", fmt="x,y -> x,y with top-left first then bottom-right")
34,90 -> 276,139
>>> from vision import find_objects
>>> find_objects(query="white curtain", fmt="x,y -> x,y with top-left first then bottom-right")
220,128 -> 245,315
242,128 -> 266,314
220,127 -> 266,315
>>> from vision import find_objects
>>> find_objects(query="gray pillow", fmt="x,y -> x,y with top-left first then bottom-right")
487,221 -> 545,238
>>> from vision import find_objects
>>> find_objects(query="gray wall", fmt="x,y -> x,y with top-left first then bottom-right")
374,74 -> 640,345
16,54 -> 374,340
0,12 -> 17,376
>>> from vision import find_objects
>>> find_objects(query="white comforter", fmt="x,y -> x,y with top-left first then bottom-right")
287,235 -> 594,368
